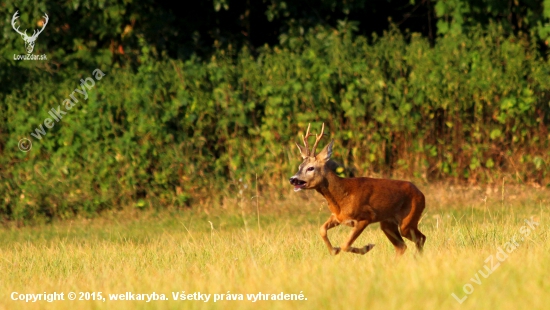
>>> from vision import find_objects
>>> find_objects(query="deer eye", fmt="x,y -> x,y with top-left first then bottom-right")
306,167 -> 314,172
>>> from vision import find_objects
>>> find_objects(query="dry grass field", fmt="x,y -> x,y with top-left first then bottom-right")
1,183 -> 548,310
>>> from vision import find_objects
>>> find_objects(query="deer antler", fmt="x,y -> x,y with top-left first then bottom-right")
11,11 -> 49,40
299,123 -> 327,157
29,13 -> 48,40
301,123 -> 314,157
310,123 -> 326,156
11,11 -> 29,39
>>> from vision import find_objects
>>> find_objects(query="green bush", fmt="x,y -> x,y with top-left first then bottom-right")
1,23 -> 549,223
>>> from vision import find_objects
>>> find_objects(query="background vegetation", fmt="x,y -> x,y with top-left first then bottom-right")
1,0 -> 550,222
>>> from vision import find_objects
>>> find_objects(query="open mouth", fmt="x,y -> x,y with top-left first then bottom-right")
293,180 -> 306,192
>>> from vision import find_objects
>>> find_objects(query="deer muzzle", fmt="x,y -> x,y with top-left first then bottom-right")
289,177 -> 307,192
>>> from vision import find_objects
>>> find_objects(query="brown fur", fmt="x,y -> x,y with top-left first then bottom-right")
290,125 -> 426,256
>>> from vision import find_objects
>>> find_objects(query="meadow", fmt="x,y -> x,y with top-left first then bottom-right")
1,183 -> 548,310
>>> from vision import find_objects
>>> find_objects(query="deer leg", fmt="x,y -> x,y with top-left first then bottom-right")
319,215 -> 341,255
340,220 -> 374,255
400,193 -> 426,253
401,226 -> 426,253
380,220 -> 407,256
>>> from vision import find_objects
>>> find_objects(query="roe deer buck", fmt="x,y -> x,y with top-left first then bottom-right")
289,123 -> 426,256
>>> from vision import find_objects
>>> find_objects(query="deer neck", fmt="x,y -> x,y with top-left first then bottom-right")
316,169 -> 346,213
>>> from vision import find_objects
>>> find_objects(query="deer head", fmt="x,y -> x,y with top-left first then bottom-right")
11,11 -> 49,54
289,123 -> 334,191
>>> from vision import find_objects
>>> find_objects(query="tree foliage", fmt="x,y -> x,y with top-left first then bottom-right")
1,1 -> 549,222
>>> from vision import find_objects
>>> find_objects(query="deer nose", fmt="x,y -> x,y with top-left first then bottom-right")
289,177 -> 297,185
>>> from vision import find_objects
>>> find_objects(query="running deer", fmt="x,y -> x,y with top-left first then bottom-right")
289,123 -> 426,256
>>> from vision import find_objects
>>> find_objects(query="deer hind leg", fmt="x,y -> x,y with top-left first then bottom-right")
400,194 -> 427,252
380,220 -> 407,256
319,214 -> 341,255
401,226 -> 426,253
340,220 -> 374,255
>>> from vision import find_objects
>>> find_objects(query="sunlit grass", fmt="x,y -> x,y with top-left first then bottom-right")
0,184 -> 548,309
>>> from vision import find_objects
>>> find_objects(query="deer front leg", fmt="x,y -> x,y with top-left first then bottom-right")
319,214 -> 341,255
341,220 -> 374,255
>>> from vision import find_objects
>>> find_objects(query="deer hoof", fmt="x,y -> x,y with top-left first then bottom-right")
331,247 -> 341,255
361,244 -> 375,255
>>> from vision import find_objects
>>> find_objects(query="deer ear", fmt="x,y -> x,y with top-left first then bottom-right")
316,139 -> 334,162
295,142 -> 309,159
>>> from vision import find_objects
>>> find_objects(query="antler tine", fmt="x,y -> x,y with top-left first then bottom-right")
311,123 -> 326,156
11,11 -> 28,38
31,13 -> 49,39
301,123 -> 313,157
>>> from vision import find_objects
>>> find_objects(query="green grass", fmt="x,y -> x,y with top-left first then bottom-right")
1,184 -> 549,309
